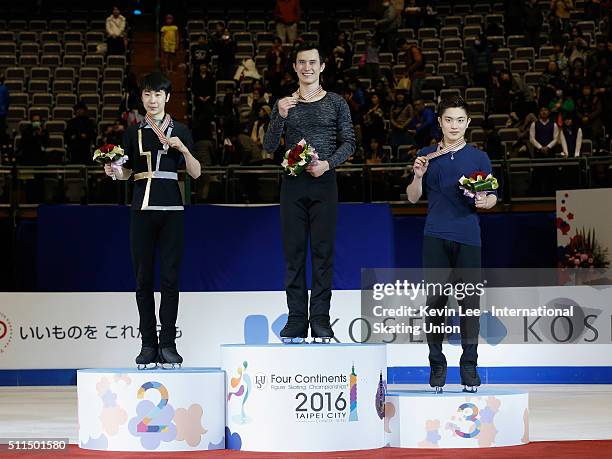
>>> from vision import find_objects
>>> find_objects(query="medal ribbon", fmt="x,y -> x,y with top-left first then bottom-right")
424,138 -> 467,161
145,113 -> 171,147
293,85 -> 323,102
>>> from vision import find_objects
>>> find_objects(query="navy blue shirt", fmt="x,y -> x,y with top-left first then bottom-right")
417,144 -> 494,247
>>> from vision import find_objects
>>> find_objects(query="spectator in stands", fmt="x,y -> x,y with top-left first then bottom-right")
275,0 -> 301,44
524,0 -> 544,48
376,0 -> 401,54
267,37 -> 288,98
0,74 -> 8,145
122,72 -> 142,126
362,92 -> 386,147
106,6 -> 127,55
390,89 -> 414,154
192,63 -> 215,118
102,119 -> 125,146
404,0 -> 423,30
247,87 -> 268,123
360,34 -> 381,83
509,72 -> 536,122
65,102 -> 96,165
560,115 -> 583,157
219,90 -> 240,160
483,119 -> 504,160
550,40 -> 570,78
234,58 -> 262,85
529,106 -> 559,157
365,137 -> 388,163
538,61 -> 565,107
587,38 -> 609,75
191,34 -> 212,79
467,34 -> 494,89
576,84 -> 604,151
491,69 -> 514,114
548,88 -> 575,125
192,101 -> 217,168
328,31 -> 352,82
399,39 -> 426,101
17,114 -> 48,165
125,99 -> 145,126
568,34 -> 589,66
445,69 -> 469,92
341,84 -> 359,113
408,98 -> 437,148
216,28 -> 237,81
513,113 -> 538,157
251,105 -> 272,160
210,21 -> 225,51
550,0 -> 573,42
279,71 -> 298,97
567,59 -> 587,97
590,62 -> 612,97
161,14 -> 179,73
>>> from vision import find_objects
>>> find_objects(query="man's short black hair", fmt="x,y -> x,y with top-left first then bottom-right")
140,72 -> 172,95
294,42 -> 324,63
437,95 -> 470,117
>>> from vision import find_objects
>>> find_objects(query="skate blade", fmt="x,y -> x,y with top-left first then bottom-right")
137,363 -> 158,370
159,362 -> 182,370
462,386 -> 478,393
432,386 -> 444,394
310,337 -> 333,344
281,337 -> 307,344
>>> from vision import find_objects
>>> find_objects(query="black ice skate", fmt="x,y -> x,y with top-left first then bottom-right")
429,362 -> 447,394
280,315 -> 308,344
158,345 -> 183,369
309,315 -> 334,344
460,362 -> 481,393
135,346 -> 159,370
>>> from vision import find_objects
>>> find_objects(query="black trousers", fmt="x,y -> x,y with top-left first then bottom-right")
130,210 -> 184,347
280,170 -> 337,319
422,235 -> 481,367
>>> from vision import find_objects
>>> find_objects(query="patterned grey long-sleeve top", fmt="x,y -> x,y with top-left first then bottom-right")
263,92 -> 356,169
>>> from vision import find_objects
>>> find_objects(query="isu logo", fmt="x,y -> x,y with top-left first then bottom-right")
0,312 -> 13,353
255,373 -> 267,389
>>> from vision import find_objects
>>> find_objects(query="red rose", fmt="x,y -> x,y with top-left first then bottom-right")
287,157 -> 295,166
289,149 -> 301,162
469,170 -> 488,180
100,144 -> 115,153
293,144 -> 304,155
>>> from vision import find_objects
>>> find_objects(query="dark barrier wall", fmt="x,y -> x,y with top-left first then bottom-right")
27,205 -> 555,292
394,212 -> 557,269
35,204 -> 395,292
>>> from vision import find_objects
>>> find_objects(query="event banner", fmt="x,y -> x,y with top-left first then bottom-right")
1,291 -> 612,370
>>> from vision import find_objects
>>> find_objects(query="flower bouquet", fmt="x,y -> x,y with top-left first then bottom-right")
281,139 -> 318,176
93,144 -> 128,180
561,228 -> 609,269
458,171 -> 499,199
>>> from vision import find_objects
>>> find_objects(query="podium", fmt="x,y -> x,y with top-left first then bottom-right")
385,389 -> 529,448
77,368 -> 225,452
221,343 -> 387,452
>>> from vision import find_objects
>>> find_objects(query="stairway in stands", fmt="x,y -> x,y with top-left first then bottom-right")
128,14 -> 188,123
